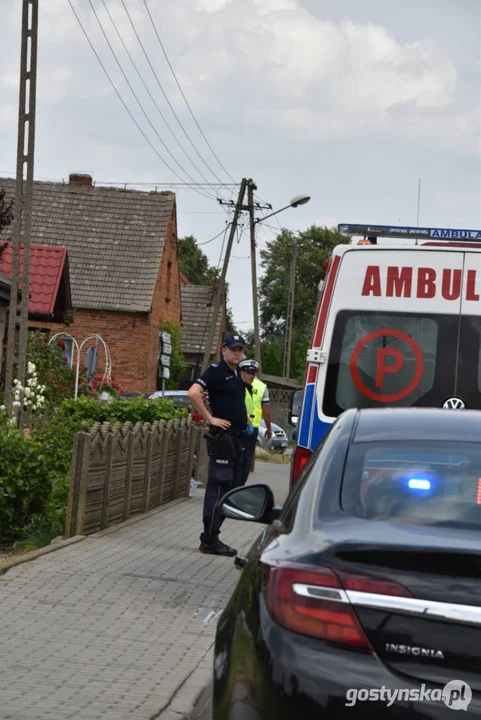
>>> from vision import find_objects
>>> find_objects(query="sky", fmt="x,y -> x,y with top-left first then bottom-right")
0,0 -> 480,332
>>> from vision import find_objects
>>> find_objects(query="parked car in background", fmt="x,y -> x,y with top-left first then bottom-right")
148,389 -> 204,421
119,391 -> 151,400
213,407 -> 481,719
257,419 -> 288,453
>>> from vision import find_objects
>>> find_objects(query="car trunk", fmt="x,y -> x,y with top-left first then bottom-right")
324,534 -> 481,690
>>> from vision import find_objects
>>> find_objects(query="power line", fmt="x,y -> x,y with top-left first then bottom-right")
86,0 -> 217,200
67,0 -> 214,201
100,0 -> 216,189
119,0 -> 227,189
197,226 -> 230,246
140,0 -> 237,185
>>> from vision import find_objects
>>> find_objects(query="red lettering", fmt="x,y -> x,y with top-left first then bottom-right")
416,268 -> 436,299
466,270 -> 480,301
441,269 -> 461,301
376,348 -> 404,388
386,267 -> 412,297
362,266 -> 381,296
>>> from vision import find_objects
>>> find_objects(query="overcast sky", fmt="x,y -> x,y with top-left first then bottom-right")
1,0 -> 480,331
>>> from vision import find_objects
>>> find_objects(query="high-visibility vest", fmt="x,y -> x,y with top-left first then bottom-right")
251,377 -> 267,427
245,386 -> 255,423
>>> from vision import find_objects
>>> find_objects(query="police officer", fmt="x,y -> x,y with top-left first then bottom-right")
238,359 -> 272,486
187,334 -> 253,556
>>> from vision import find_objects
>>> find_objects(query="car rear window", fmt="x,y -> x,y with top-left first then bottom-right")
341,441 -> 481,529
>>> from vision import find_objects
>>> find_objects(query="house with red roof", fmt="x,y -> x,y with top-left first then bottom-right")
0,173 -> 182,392
0,242 -> 72,382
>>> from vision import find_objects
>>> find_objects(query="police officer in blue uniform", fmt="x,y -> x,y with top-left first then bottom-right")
187,334 -> 254,556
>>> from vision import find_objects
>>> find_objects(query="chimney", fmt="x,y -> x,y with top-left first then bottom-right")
69,173 -> 93,187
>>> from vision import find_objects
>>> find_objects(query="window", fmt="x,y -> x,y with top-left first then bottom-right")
341,440 -> 481,530
323,310 -> 459,417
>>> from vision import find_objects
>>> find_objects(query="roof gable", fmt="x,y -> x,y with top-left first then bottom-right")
0,178 -> 175,313
180,285 -> 224,355
0,242 -> 71,320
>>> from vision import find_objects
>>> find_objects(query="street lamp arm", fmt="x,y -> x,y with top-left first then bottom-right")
254,203 -> 293,226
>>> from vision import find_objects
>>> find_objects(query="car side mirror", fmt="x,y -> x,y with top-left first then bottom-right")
288,387 -> 302,427
217,484 -> 281,524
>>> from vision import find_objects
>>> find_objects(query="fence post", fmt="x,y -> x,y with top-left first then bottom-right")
142,428 -> 153,513
123,430 -> 135,521
65,432 -> 85,538
100,431 -> 114,530
173,421 -> 184,499
75,432 -> 93,536
184,422 -> 197,497
156,423 -> 169,506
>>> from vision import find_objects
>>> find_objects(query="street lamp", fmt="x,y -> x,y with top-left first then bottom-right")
250,192 -> 311,374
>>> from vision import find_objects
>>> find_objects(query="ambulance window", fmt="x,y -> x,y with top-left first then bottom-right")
322,311 -> 455,416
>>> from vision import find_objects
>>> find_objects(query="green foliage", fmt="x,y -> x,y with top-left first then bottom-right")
57,395 -> 187,425
0,425 -> 54,544
158,320 -> 187,390
242,331 -> 309,382
178,235 -> 219,285
0,187 -> 14,234
259,225 -> 349,341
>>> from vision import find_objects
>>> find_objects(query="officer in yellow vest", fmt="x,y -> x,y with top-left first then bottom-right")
238,359 -> 272,486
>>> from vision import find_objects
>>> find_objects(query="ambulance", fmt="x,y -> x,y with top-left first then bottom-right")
289,222 -> 481,487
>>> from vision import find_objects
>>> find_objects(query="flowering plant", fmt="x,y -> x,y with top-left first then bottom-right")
90,375 -> 123,398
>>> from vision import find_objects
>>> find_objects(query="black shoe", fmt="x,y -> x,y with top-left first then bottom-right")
199,539 -> 237,556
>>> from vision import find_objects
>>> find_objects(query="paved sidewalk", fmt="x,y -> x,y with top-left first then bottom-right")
0,463 -> 289,720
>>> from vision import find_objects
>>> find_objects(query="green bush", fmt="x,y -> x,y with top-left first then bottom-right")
0,425 -> 54,544
57,395 -> 188,426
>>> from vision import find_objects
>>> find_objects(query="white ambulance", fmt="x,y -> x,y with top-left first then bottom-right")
289,222 -> 481,487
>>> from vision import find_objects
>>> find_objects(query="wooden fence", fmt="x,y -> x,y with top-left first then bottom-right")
65,418 -> 199,537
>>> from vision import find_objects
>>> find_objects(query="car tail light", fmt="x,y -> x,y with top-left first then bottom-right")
290,445 -> 311,488
264,562 -> 413,650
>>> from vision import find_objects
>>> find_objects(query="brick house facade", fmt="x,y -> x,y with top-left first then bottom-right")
0,174 -> 181,393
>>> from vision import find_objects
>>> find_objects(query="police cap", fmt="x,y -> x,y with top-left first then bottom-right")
239,359 -> 259,373
222,333 -> 246,349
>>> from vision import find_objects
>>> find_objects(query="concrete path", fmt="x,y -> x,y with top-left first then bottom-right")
0,463 -> 289,720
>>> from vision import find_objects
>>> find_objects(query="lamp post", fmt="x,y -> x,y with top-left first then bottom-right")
252,193 -> 310,371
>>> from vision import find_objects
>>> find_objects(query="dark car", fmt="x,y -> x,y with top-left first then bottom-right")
212,407 -> 481,719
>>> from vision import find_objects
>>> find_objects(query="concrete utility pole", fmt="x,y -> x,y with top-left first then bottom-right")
247,179 -> 262,369
201,178 -> 248,373
5,0 -> 39,419
283,237 -> 297,379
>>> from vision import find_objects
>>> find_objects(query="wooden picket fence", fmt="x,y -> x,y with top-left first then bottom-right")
65,417 -> 200,537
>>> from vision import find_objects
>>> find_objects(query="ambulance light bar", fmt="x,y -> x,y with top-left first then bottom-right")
338,223 -> 481,242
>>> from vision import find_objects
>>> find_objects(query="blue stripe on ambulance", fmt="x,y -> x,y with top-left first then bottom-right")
298,383 -> 332,450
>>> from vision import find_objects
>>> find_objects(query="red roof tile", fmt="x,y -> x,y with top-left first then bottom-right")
0,243 -> 67,315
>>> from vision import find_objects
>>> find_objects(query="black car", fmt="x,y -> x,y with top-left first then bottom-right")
212,407 -> 481,718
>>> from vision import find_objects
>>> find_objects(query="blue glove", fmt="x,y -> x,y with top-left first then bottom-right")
244,423 -> 255,436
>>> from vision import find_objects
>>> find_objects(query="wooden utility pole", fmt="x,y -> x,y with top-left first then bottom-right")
5,0 -> 39,420
201,178 -> 248,372
247,179 -> 262,369
283,237 -> 297,378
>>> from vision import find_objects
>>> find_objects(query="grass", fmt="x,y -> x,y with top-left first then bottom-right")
255,446 -> 291,464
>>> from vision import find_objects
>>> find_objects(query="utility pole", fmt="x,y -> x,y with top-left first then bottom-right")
201,178 -> 248,372
283,237 -> 297,379
247,179 -> 262,369
5,0 -> 39,420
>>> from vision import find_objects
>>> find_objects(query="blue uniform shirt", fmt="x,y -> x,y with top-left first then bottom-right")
194,360 -> 248,432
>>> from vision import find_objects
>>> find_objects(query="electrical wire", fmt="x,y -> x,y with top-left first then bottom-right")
67,0 -> 214,201
140,0 -> 237,185
119,0 -> 227,189
87,0 -> 217,200
197,226 -> 230,246
101,0 -> 216,188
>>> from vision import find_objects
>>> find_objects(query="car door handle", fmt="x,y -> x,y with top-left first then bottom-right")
234,555 -> 247,569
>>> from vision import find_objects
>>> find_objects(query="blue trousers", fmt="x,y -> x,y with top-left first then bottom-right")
201,433 -> 244,543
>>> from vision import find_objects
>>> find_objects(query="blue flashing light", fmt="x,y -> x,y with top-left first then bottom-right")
408,478 -> 431,490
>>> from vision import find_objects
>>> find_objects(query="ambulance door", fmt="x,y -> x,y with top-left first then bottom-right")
319,249 -> 465,418
457,251 -> 481,410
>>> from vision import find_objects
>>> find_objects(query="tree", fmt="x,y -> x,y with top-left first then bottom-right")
0,188 -> 14,235
178,235 -> 219,285
259,225 -> 350,341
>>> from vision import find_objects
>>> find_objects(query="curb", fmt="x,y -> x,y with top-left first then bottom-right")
0,535 -> 85,577
153,645 -> 214,720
